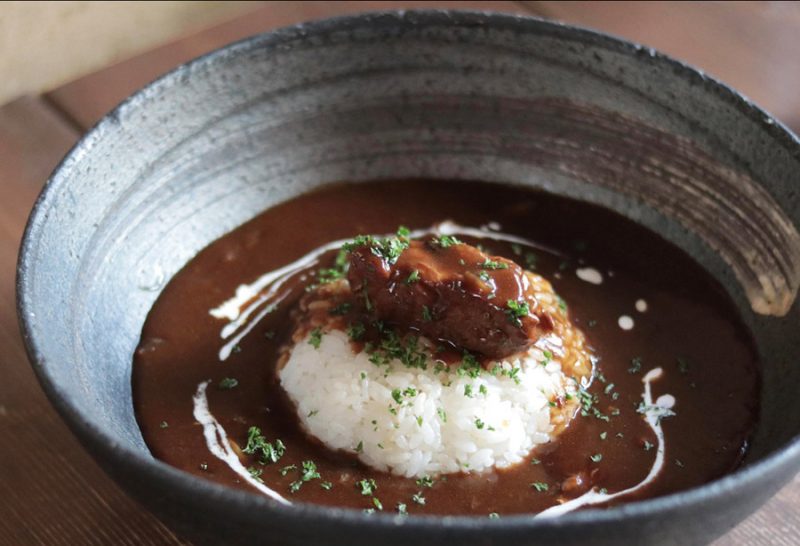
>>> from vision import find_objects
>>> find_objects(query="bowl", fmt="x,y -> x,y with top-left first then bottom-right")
17,10 -> 800,546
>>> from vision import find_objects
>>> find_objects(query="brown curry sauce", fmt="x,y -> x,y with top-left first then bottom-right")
133,180 -> 759,516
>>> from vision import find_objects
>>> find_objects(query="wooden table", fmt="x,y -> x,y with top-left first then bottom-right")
1,2 -> 798,544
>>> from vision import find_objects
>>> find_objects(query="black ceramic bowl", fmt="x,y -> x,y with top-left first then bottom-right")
17,10 -> 800,546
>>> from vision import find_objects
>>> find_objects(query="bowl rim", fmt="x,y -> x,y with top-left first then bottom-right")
16,8 -> 800,535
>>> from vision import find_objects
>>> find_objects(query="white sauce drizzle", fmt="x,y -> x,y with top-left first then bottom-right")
576,267 -> 603,285
635,299 -> 648,313
618,315 -> 635,330
536,367 -> 674,518
192,381 -> 291,505
209,222 -> 560,361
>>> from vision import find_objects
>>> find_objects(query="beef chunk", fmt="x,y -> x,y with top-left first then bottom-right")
347,236 -> 551,359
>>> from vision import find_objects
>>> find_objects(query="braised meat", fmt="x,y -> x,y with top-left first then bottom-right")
346,235 -> 552,359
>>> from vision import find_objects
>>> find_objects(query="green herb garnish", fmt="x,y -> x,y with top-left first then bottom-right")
346,322 -> 366,341
357,478 -> 377,496
406,270 -> 420,284
309,327 -> 323,349
431,235 -> 462,249
422,305 -> 432,322
480,258 -> 508,270
247,466 -> 263,482
218,377 -> 239,390
242,427 -> 286,465
329,302 -> 352,316
505,299 -> 530,327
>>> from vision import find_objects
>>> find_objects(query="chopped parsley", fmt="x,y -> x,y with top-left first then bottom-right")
416,476 -> 435,488
242,427 -> 285,465
309,327 -> 324,349
346,322 -> 366,341
288,460 -> 321,493
505,299 -> 530,327
343,231 -> 409,264
600,431 -> 607,440
411,492 -> 426,505
437,408 -> 447,423
397,503 -> 408,515
590,453 -> 603,463
475,418 -> 486,430
464,384 -> 474,398
320,481 -> 333,490
279,464 -> 297,476
372,497 -> 384,510
247,466 -> 263,482
675,459 -> 685,468
159,420 -> 169,429
628,356 -> 643,374
530,458 -> 541,465
199,463 -> 208,471
355,441 -> 364,454
300,461 -> 321,482
461,350 -> 480,370
431,234 -> 462,249
480,258 -> 508,270
636,401 -> 676,424
315,249 -> 349,286
367,328 -> 428,369
357,478 -> 378,496
391,389 -> 403,404
406,270 -> 420,284
329,302 -> 352,316
488,512 -> 500,520
421,305 -> 433,322
479,384 -> 488,396
531,482 -> 549,492
643,440 -> 654,451
218,377 -> 239,390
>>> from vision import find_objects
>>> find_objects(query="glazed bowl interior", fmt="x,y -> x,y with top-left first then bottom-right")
18,10 -> 800,546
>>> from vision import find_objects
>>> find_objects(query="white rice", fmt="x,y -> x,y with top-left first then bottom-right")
279,329 -> 577,478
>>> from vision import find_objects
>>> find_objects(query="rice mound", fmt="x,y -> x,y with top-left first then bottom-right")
279,328 -> 582,478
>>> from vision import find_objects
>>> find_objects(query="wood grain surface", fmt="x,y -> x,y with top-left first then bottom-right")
2,2 -> 798,544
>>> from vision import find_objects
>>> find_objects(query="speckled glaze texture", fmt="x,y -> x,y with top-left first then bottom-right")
16,10 -> 800,546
